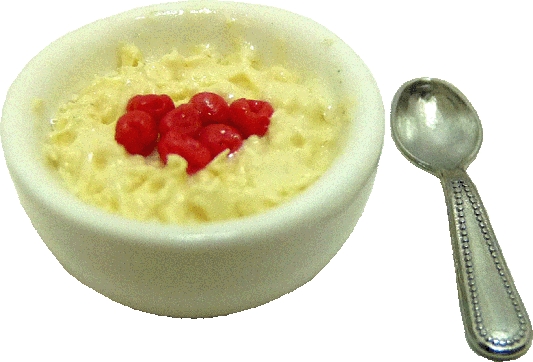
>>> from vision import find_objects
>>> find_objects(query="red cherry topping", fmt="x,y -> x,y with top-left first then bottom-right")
157,130 -> 212,174
247,99 -> 274,117
198,124 -> 243,157
189,92 -> 231,125
228,98 -> 271,138
126,94 -> 175,122
115,110 -> 159,156
116,93 -> 273,174
159,103 -> 202,137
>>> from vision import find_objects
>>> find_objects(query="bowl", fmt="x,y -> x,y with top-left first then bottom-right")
0,1 -> 384,317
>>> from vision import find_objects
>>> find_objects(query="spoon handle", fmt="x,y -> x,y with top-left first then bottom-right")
441,168 -> 531,360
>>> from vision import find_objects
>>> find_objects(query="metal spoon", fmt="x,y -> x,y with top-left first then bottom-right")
390,77 -> 532,360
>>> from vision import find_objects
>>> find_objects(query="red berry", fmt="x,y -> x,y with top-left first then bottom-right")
118,93 -> 273,174
159,103 -> 202,137
198,124 -> 243,157
115,110 -> 159,156
247,99 -> 274,117
126,94 -> 175,122
189,92 -> 231,125
158,129 -> 212,174
228,98 -> 272,138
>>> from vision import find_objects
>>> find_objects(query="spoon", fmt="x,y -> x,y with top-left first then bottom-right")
390,77 -> 532,360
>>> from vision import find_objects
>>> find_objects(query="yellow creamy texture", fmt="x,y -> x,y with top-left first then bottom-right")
44,43 -> 345,223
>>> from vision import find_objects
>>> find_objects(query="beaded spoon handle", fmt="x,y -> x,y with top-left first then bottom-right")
391,77 -> 532,360
442,169 -> 530,360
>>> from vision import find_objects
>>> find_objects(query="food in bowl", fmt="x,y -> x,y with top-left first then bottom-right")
1,2 -> 384,317
44,43 -> 347,223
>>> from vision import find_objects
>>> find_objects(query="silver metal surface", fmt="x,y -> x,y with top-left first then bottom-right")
391,77 -> 532,360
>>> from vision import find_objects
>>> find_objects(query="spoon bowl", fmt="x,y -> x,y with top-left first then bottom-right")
391,78 -> 482,175
391,78 -> 531,360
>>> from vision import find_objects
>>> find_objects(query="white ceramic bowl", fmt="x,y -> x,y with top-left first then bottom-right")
0,1 -> 384,317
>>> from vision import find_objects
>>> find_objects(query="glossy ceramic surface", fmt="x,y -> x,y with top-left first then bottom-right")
1,1 -> 384,317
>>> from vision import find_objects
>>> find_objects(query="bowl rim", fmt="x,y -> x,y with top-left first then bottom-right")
1,1 -> 385,247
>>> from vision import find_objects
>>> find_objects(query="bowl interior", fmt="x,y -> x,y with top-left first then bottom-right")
1,1 -> 384,242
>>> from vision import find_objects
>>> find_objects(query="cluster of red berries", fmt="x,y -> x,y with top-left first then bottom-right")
114,92 -> 273,174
